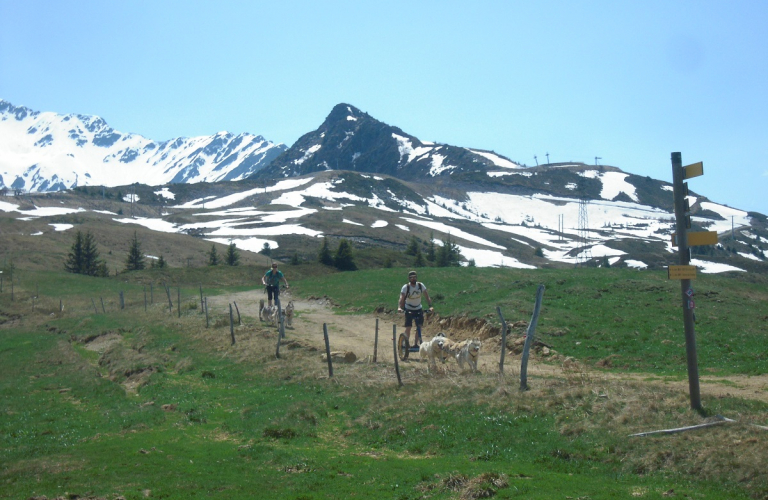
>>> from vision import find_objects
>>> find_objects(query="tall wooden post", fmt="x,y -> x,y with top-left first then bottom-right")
671,152 -> 702,411
177,288 -> 181,318
496,306 -> 508,375
373,318 -> 379,363
392,325 -> 403,387
323,323 -> 334,378
229,304 -> 235,345
520,285 -> 545,391
205,297 -> 209,328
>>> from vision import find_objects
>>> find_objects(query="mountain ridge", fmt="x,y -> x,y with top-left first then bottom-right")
0,99 -> 286,192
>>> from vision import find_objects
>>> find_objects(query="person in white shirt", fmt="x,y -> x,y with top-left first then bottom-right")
397,270 -> 433,347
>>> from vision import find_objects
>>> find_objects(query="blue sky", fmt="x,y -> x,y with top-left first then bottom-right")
1,0 -> 767,214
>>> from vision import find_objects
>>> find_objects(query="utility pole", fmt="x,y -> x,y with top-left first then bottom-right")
545,152 -> 550,165
534,155 -> 538,166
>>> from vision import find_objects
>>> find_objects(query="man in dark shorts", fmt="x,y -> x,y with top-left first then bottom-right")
397,270 -> 433,347
262,263 -> 289,307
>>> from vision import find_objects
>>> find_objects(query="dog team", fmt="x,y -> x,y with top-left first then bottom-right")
419,332 -> 482,373
260,266 -> 480,371
398,270 -> 482,372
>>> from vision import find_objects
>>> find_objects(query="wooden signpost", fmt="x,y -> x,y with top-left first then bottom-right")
669,153 -> 718,412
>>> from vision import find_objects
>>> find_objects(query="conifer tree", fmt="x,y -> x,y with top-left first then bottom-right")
414,246 -> 426,267
65,230 -> 103,276
124,232 -> 146,272
426,232 -> 436,262
208,244 -> 220,266
64,230 -> 84,274
81,231 -> 100,276
259,242 -> 272,256
405,236 -> 419,256
157,255 -> 167,269
333,239 -> 357,271
225,241 -> 240,266
436,235 -> 461,267
317,237 -> 333,266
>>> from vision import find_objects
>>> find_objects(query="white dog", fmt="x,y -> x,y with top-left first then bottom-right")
419,333 -> 448,368
456,339 -> 482,372
284,301 -> 295,327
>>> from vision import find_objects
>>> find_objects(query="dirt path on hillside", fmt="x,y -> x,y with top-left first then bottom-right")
209,290 -> 768,404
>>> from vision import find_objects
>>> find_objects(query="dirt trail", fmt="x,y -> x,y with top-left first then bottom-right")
210,290 -> 768,404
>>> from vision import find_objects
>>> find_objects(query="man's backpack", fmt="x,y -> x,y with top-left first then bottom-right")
405,282 -> 423,298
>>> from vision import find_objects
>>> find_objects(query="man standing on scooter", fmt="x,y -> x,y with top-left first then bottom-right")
398,270 -> 433,347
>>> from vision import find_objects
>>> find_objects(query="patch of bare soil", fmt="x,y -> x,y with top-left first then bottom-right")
210,289 -> 768,404
83,331 -> 123,352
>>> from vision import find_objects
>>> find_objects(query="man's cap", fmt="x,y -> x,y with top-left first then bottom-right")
408,271 -> 417,277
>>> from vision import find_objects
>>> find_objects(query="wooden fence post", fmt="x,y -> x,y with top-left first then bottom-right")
100,297 -> 105,313
163,282 -> 172,313
59,299 -> 63,312
177,288 -> 181,318
520,284 -> 545,391
373,318 -> 379,363
323,323 -> 333,378
92,298 -> 98,314
229,304 -> 235,345
392,324 -> 403,387
199,284 -> 204,313
150,283 -> 153,304
496,306 -> 508,375
275,324 -> 282,359
119,291 -> 125,310
233,301 -> 241,325
144,286 -> 147,312
204,297 -> 209,328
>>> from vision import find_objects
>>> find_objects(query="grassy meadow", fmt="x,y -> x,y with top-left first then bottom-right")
1,264 -> 767,499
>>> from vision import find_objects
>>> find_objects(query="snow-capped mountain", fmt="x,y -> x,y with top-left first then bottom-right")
0,100 -> 287,192
1,99 -> 766,273
258,103 -> 522,180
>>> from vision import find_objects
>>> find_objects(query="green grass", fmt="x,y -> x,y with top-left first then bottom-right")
2,266 -> 767,499
293,266 -> 768,376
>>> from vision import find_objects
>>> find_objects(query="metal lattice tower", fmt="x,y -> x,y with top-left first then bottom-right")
577,197 -> 592,264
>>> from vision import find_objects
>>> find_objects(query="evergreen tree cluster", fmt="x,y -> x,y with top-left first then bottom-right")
317,237 -> 357,271
208,242 -> 240,266
404,233 -> 461,268
64,230 -> 108,277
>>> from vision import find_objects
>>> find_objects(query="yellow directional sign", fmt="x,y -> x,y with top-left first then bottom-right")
684,161 -> 704,179
668,265 -> 697,280
671,231 -> 718,247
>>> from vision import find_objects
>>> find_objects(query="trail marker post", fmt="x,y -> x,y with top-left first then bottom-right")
669,152 -> 718,412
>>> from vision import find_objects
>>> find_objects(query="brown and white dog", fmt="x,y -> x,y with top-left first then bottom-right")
259,299 -> 278,326
439,338 -> 482,372
456,339 -> 482,372
284,300 -> 295,327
